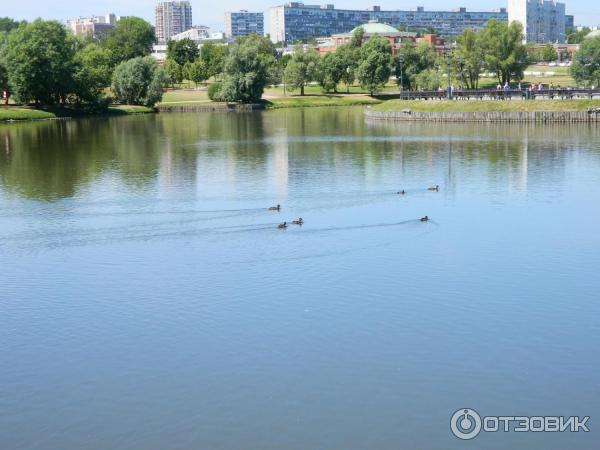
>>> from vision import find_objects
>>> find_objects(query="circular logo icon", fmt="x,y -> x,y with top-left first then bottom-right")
450,408 -> 482,440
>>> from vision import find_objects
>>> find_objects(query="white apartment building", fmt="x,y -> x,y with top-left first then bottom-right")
66,14 -> 123,39
508,0 -> 566,43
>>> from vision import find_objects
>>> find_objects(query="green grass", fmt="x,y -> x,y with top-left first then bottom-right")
160,88 -> 210,104
478,64 -> 577,88
0,107 -> 57,121
373,99 -> 600,113
264,94 -> 382,109
0,105 -> 155,122
107,105 -> 156,115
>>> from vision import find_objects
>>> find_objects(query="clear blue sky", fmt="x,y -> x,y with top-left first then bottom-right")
3,0 -> 598,32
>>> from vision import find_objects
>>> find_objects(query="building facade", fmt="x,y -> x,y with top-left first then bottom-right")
565,14 -> 574,32
269,3 -> 508,44
67,14 -> 121,39
224,11 -> 264,38
155,1 -> 193,43
508,0 -> 566,43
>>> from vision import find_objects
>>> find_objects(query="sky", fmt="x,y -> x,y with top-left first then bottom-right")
3,0 -> 599,32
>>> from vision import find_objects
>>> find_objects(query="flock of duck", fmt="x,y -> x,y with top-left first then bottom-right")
268,185 -> 439,229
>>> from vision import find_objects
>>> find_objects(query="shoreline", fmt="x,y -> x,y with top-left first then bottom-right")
365,110 -> 600,123
0,105 -> 156,124
4,98 -> 600,124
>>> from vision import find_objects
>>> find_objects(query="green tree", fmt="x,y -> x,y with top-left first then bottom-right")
350,27 -> 365,48
75,43 -> 113,88
184,60 -> 209,87
0,17 -> 25,33
316,52 -> 344,93
111,56 -> 167,106
167,38 -> 199,67
164,58 -> 183,87
454,28 -> 484,89
413,69 -> 443,90
4,20 -> 77,105
541,44 -> 559,62
479,19 -> 529,84
392,42 -> 436,90
567,28 -> 590,44
218,34 -> 276,103
200,41 -> 227,79
0,31 -> 9,103
284,44 -> 320,95
68,43 -> 114,109
335,44 -> 358,92
356,35 -> 392,96
571,37 -> 600,87
103,17 -> 155,65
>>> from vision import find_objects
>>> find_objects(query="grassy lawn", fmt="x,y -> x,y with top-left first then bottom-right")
478,64 -> 577,88
264,94 -> 381,109
0,107 -> 57,121
373,99 -> 600,113
107,105 -> 156,115
160,88 -> 210,104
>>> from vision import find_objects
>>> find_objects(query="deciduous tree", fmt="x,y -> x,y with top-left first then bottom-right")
112,57 -> 167,106
4,20 -> 77,105
479,19 -> 529,84
218,34 -> 276,103
103,17 -> 155,65
571,36 -> 600,87
167,38 -> 199,67
284,44 -> 320,95
356,35 -> 392,95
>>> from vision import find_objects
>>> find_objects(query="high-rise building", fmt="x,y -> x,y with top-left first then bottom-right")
508,0 -> 566,43
224,10 -> 264,38
155,1 -> 193,43
565,14 -> 574,32
269,3 -> 508,44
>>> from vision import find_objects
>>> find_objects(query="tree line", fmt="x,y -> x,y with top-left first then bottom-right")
198,19 -> 533,102
2,15 -> 600,110
0,17 -> 167,109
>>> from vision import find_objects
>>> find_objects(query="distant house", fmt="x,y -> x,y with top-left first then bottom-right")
317,21 -> 417,56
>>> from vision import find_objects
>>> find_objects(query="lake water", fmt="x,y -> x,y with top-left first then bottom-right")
1,108 -> 599,450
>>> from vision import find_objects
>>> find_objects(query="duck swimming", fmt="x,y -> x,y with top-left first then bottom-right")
428,185 -> 439,191
397,190 -> 406,195
291,218 -> 304,225
269,204 -> 281,211
278,222 -> 288,229
420,216 -> 429,222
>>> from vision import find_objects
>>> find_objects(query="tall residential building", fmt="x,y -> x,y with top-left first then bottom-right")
269,3 -> 508,44
565,14 -> 574,32
508,0 -> 566,43
155,1 -> 193,43
224,10 -> 264,38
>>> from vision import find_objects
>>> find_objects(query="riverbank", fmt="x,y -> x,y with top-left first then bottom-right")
373,100 -> 600,113
156,94 -> 382,112
366,100 -> 600,123
0,105 -> 155,123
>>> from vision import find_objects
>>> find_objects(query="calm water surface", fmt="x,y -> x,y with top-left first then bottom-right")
1,108 -> 599,449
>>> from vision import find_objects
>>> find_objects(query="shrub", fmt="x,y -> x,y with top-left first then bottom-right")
208,82 -> 223,101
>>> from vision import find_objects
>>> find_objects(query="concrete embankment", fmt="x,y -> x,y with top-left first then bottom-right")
365,109 -> 600,123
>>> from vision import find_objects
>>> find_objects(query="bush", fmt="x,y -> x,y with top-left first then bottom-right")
208,82 -> 223,101
112,57 -> 167,107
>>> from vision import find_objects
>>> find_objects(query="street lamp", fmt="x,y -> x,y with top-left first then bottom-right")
398,55 -> 404,99
445,53 -> 452,99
